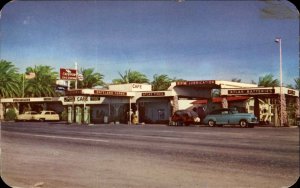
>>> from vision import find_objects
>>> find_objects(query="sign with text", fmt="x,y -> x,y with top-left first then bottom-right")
141,92 -> 165,97
228,89 -> 275,95
60,68 -> 77,80
65,90 -> 83,95
176,80 -> 215,86
94,90 -> 127,96
288,90 -> 296,96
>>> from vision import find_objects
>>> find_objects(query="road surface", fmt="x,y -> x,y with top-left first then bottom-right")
1,122 -> 299,188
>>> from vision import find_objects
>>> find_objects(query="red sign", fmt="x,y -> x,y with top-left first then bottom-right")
60,68 -> 77,80
176,80 -> 215,86
94,90 -> 127,96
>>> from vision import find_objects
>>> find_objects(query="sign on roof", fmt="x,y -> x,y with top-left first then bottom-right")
176,80 -> 215,86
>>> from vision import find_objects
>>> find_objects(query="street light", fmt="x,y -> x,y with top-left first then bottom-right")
275,37 -> 283,126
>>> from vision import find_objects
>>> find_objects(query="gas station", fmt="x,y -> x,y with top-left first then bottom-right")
0,79 -> 299,126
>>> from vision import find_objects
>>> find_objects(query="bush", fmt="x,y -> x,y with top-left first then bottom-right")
61,109 -> 68,121
5,108 -> 17,121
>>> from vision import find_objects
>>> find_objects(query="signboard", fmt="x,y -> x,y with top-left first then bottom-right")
176,80 -> 215,86
13,98 -> 30,102
288,90 -> 296,96
228,89 -> 275,95
94,90 -> 127,96
141,92 -> 165,97
77,74 -> 84,81
60,68 -> 77,80
65,90 -> 83,95
64,96 -> 75,102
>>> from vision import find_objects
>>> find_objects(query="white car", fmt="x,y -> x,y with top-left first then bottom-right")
16,111 -> 38,121
33,110 -> 60,122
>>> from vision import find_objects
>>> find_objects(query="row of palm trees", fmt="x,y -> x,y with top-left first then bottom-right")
0,59 -> 299,98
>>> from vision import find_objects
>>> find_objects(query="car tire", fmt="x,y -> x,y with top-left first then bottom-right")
240,120 -> 248,128
208,120 -> 215,127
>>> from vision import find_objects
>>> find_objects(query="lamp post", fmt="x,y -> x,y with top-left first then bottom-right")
275,37 -> 283,126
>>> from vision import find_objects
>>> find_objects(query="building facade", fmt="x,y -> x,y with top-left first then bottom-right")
1,80 -> 299,126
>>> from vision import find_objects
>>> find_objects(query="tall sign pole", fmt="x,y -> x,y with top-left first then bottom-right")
275,37 -> 283,126
75,62 -> 78,89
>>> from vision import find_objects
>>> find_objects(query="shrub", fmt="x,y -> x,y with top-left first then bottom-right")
5,108 -> 17,121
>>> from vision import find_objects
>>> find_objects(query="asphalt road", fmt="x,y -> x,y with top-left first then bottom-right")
1,122 -> 299,188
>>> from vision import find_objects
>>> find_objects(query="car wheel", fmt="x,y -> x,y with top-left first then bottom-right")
208,120 -> 215,127
240,120 -> 248,128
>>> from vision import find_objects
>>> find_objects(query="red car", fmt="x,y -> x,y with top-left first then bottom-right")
170,110 -> 200,126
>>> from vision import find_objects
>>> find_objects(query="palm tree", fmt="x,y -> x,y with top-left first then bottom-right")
25,65 -> 58,97
152,74 -> 172,91
0,60 -> 21,97
294,77 -> 300,90
112,69 -> 149,84
78,68 -> 105,88
231,78 -> 241,82
258,74 -> 279,87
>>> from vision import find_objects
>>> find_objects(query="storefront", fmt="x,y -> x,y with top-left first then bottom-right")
1,80 -> 298,126
135,91 -> 174,124
221,87 -> 300,126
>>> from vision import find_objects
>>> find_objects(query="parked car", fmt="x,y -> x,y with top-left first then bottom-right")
170,110 -> 200,126
203,108 -> 258,128
33,110 -> 60,122
16,111 -> 38,121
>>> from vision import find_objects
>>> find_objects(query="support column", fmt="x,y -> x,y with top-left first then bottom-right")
295,97 -> 300,117
254,97 -> 260,123
0,103 -> 3,120
280,94 -> 287,126
172,95 -> 179,115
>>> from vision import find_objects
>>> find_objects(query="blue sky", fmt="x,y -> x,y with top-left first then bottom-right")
0,1 -> 298,85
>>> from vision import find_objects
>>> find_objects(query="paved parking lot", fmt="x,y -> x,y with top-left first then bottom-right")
1,122 -> 299,188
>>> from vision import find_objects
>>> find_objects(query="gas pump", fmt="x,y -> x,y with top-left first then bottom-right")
83,106 -> 90,124
67,106 -> 74,124
75,106 -> 82,124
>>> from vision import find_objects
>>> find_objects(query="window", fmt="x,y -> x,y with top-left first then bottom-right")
221,110 -> 229,114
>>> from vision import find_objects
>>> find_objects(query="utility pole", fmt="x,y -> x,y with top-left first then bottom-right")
275,37 -> 283,126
